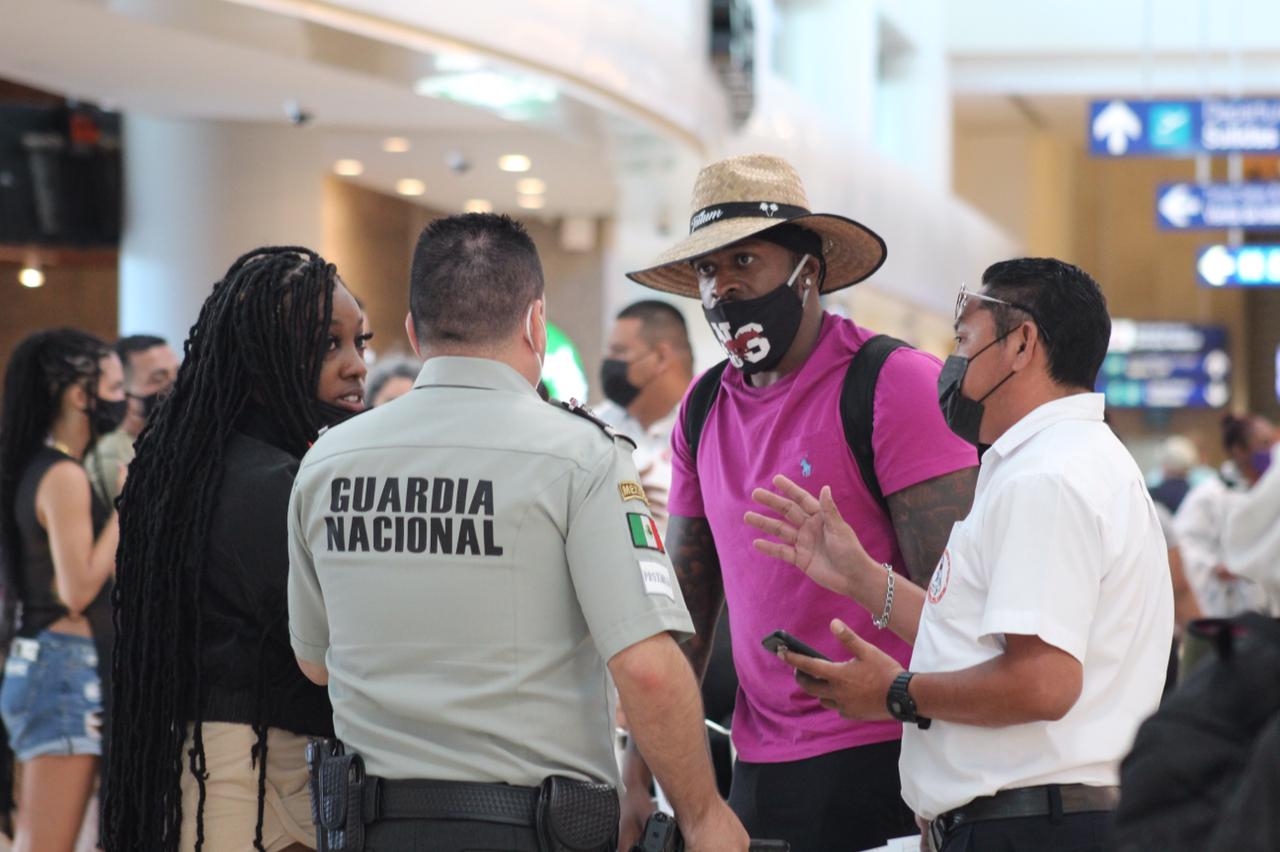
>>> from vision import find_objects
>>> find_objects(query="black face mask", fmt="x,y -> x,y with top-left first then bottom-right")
312,400 -> 363,433
90,396 -> 128,435
600,356 -> 649,408
703,256 -> 809,376
937,330 -> 1019,447
129,391 -> 163,420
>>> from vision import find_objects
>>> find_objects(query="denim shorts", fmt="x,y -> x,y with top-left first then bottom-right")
0,630 -> 103,761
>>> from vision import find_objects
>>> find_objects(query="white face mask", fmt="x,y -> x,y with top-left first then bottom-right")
525,301 -> 545,373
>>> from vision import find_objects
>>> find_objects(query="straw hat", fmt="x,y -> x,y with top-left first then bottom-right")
626,154 -> 886,298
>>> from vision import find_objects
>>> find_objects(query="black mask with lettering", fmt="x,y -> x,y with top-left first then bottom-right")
703,279 -> 804,376
89,396 -> 128,436
937,330 -> 1018,447
600,358 -> 644,408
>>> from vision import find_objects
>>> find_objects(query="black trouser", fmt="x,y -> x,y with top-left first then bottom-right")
364,817 -> 541,852
936,811 -> 1113,852
728,740 -> 915,852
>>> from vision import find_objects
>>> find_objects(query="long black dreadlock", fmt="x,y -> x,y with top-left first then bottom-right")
104,248 -> 341,852
0,328 -> 111,630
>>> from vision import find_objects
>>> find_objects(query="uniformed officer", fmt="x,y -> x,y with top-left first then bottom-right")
287,212 -> 747,852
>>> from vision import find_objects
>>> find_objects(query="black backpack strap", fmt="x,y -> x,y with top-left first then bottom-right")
840,334 -> 911,515
683,360 -> 731,461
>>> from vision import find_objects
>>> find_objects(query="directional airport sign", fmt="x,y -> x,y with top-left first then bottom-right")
1097,320 -> 1230,409
1157,182 -> 1280,230
1196,244 -> 1280,287
1090,98 -> 1280,157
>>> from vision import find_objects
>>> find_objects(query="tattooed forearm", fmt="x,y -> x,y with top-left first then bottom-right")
667,514 -> 724,681
886,467 -> 979,583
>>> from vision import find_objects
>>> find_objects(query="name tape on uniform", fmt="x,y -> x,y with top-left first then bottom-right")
640,560 -> 675,600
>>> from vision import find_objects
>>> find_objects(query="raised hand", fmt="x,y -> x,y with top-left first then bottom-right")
744,474 -> 873,597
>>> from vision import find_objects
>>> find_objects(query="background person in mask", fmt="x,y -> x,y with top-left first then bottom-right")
748,258 -> 1173,852
0,328 -> 124,852
1173,413 -> 1278,618
598,300 -> 694,532
621,154 -> 978,852
85,334 -> 179,507
286,214 -> 746,852
105,248 -> 368,852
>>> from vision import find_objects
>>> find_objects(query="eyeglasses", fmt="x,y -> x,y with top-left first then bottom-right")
954,283 -> 1050,341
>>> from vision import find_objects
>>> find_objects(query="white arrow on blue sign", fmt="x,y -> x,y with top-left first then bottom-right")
1196,244 -> 1280,287
1157,183 -> 1280,230
1091,98 -> 1280,157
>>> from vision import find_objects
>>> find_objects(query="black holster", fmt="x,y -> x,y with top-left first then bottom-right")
535,775 -> 619,852
306,737 -> 366,852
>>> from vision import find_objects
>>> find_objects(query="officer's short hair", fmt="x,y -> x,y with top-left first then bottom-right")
410,213 -> 545,346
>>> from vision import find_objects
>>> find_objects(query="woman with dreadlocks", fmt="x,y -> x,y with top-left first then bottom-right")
105,247 -> 368,852
0,328 -> 126,851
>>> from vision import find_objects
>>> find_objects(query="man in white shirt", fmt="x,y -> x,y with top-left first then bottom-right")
746,258 -> 1173,852
1175,414 -> 1277,617
597,300 -> 695,533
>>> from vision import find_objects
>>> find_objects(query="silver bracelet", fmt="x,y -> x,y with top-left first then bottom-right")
871,563 -> 894,629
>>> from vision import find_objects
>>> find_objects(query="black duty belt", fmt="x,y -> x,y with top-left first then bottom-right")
362,777 -> 540,826
930,784 -> 1119,847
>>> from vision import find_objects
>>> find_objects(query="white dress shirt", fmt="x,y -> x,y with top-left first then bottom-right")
901,393 -> 1174,819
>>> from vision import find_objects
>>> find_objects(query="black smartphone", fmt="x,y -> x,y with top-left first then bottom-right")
761,629 -> 831,662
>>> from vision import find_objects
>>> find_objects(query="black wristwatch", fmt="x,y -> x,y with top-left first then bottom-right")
886,671 -> 932,729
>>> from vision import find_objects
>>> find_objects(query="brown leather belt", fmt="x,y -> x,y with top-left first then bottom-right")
929,784 -> 1119,848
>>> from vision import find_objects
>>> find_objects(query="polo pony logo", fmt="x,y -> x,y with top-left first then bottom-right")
759,202 -> 780,216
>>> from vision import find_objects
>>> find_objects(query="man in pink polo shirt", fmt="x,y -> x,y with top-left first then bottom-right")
620,154 -> 977,852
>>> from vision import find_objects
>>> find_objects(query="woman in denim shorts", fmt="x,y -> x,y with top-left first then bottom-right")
0,328 -> 126,851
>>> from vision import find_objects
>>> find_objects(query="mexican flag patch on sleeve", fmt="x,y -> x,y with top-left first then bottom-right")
627,512 -> 665,553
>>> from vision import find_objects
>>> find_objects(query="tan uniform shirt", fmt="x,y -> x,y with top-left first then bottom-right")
288,356 -> 692,785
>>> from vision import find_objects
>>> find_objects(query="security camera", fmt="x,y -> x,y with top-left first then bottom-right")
445,150 -> 471,174
283,99 -> 313,127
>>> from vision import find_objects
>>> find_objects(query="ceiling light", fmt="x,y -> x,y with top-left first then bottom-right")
517,194 -> 545,210
396,179 -> 426,197
382,137 -> 411,153
463,199 -> 493,213
515,178 -> 545,195
415,71 -> 557,112
499,154 -> 531,173
433,52 -> 487,73
334,159 -> 364,177
19,267 -> 45,289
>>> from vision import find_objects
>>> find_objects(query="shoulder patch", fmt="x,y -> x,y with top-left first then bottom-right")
551,399 -> 637,448
619,480 -> 649,504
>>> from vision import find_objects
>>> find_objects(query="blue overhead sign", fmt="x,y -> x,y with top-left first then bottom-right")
1090,98 -> 1280,157
1157,182 -> 1280,230
1196,244 -> 1280,287
1097,321 -> 1230,409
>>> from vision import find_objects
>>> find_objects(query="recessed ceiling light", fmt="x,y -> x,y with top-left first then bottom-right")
515,178 -> 545,195
499,154 -> 531,173
382,137 -> 411,153
396,179 -> 426,197
333,159 -> 364,177
463,199 -> 493,213
517,194 -> 545,210
18,267 -> 45,288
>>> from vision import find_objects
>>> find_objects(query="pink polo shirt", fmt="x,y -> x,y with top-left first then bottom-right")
668,312 -> 977,762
